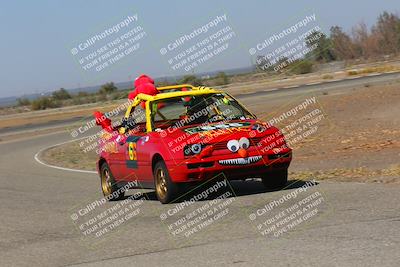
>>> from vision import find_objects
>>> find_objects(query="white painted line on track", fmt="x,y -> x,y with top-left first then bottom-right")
305,82 -> 322,86
386,70 -> 400,74
282,85 -> 299,89
34,136 -> 97,174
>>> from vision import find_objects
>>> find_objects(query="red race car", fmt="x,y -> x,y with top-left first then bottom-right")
95,84 -> 292,203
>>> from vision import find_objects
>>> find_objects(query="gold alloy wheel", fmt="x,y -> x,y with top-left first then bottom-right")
101,169 -> 112,196
156,169 -> 167,199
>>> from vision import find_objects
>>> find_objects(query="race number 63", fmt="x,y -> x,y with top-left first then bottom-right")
128,142 -> 137,160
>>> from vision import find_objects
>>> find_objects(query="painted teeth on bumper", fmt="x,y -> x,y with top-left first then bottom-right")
218,156 -> 262,165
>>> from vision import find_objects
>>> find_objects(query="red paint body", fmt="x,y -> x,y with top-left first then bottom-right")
96,118 -> 292,189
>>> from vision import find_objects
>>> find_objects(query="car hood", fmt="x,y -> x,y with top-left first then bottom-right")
162,119 -> 252,138
159,119 -> 281,150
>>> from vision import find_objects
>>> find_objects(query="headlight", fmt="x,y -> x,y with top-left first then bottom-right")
184,143 -> 202,156
251,123 -> 267,133
191,144 -> 202,154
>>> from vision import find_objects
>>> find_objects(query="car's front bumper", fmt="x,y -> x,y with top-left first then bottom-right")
165,148 -> 292,182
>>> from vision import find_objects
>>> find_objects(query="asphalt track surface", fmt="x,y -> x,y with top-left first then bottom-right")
1,73 -> 399,266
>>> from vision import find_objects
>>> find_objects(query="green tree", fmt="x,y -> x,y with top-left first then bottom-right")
214,72 -> 229,85
290,60 -> 313,74
155,79 -> 172,87
31,97 -> 60,110
77,91 -> 89,97
99,82 -> 118,95
255,55 -> 273,71
273,56 -> 290,72
178,75 -> 203,86
16,97 -> 31,106
305,31 -> 336,62
52,88 -> 71,100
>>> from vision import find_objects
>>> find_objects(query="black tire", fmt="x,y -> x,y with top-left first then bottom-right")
100,163 -> 125,201
262,169 -> 288,189
153,160 -> 179,204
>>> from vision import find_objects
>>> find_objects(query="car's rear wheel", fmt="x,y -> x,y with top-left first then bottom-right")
154,161 -> 179,204
100,163 -> 125,201
262,169 -> 288,189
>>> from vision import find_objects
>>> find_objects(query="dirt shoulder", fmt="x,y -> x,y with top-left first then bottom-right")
288,79 -> 400,183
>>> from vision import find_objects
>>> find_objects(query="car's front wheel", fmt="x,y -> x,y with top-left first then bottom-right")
100,163 -> 125,201
153,161 -> 179,204
262,169 -> 288,189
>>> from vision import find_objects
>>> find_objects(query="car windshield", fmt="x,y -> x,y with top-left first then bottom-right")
150,93 -> 255,129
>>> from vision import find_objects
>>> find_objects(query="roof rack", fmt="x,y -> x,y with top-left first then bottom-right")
157,84 -> 194,91
130,84 -> 221,106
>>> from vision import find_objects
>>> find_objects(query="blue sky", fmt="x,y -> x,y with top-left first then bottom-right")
0,0 -> 398,98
